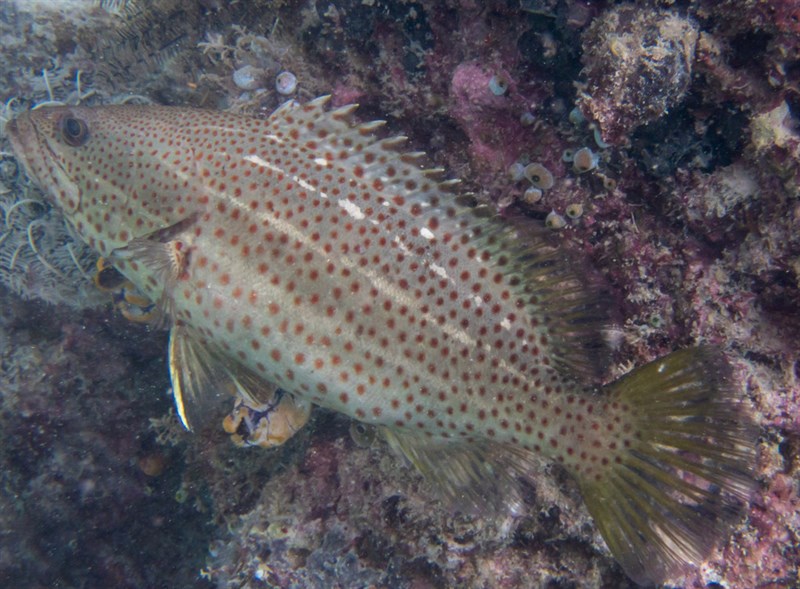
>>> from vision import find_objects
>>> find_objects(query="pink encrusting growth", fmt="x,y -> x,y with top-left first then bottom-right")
6,99 -> 757,586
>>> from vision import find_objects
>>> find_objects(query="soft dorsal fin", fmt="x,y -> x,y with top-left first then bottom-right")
468,213 -> 612,381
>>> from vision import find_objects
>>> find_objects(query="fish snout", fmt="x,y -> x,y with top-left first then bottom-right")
5,113 -> 47,192
6,114 -> 34,172
5,116 -> 19,137
5,115 -> 25,159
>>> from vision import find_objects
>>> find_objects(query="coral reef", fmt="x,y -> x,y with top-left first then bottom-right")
577,5 -> 699,146
0,291 -> 212,588
0,1 -> 798,588
201,416 -> 621,588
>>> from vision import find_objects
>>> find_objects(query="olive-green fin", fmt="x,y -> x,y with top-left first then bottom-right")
480,212 -> 612,381
168,324 -> 278,432
382,427 -> 536,516
578,347 -> 757,585
267,97 -> 609,382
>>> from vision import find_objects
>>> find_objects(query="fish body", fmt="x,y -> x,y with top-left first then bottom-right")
7,99 -> 756,585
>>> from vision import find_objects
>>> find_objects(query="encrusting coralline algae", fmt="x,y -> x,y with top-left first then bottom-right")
0,1 -> 798,588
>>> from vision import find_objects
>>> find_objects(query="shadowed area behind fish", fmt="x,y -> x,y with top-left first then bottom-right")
5,97 -> 757,586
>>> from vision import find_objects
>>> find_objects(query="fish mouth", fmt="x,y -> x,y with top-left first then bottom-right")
5,113 -> 42,187
6,109 -> 81,213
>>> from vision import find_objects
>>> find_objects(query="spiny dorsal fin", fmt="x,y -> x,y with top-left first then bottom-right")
266,96 -> 611,382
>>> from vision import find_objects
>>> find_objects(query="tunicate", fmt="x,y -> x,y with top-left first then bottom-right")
233,65 -> 263,90
488,74 -> 509,96
572,147 -> 599,173
524,163 -> 554,190
275,71 -> 297,95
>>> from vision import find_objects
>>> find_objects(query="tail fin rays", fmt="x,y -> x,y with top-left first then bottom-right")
578,347 -> 757,585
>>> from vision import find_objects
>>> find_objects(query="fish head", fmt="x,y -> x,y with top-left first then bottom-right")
7,105 -> 199,257
6,106 -> 90,215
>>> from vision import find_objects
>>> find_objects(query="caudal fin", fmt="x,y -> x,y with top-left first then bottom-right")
578,347 -> 757,586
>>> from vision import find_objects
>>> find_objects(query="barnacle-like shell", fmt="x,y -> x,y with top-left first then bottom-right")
233,65 -> 263,90
508,162 -> 526,181
488,74 -> 509,96
545,210 -> 566,229
519,111 -> 535,126
523,186 -> 543,204
565,203 -> 584,219
349,421 -> 377,448
524,163 -> 554,190
572,147 -> 599,173
275,71 -> 297,95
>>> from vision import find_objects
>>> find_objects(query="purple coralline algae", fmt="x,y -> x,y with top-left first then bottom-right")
449,62 -> 527,173
0,1 -> 798,588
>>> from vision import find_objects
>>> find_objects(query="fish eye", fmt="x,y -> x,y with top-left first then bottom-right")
59,115 -> 89,147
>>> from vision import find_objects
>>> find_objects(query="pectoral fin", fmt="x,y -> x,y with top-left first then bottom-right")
111,214 -> 198,284
109,214 -> 199,326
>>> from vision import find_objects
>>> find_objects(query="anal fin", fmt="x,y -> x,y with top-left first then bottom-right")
382,427 -> 535,516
